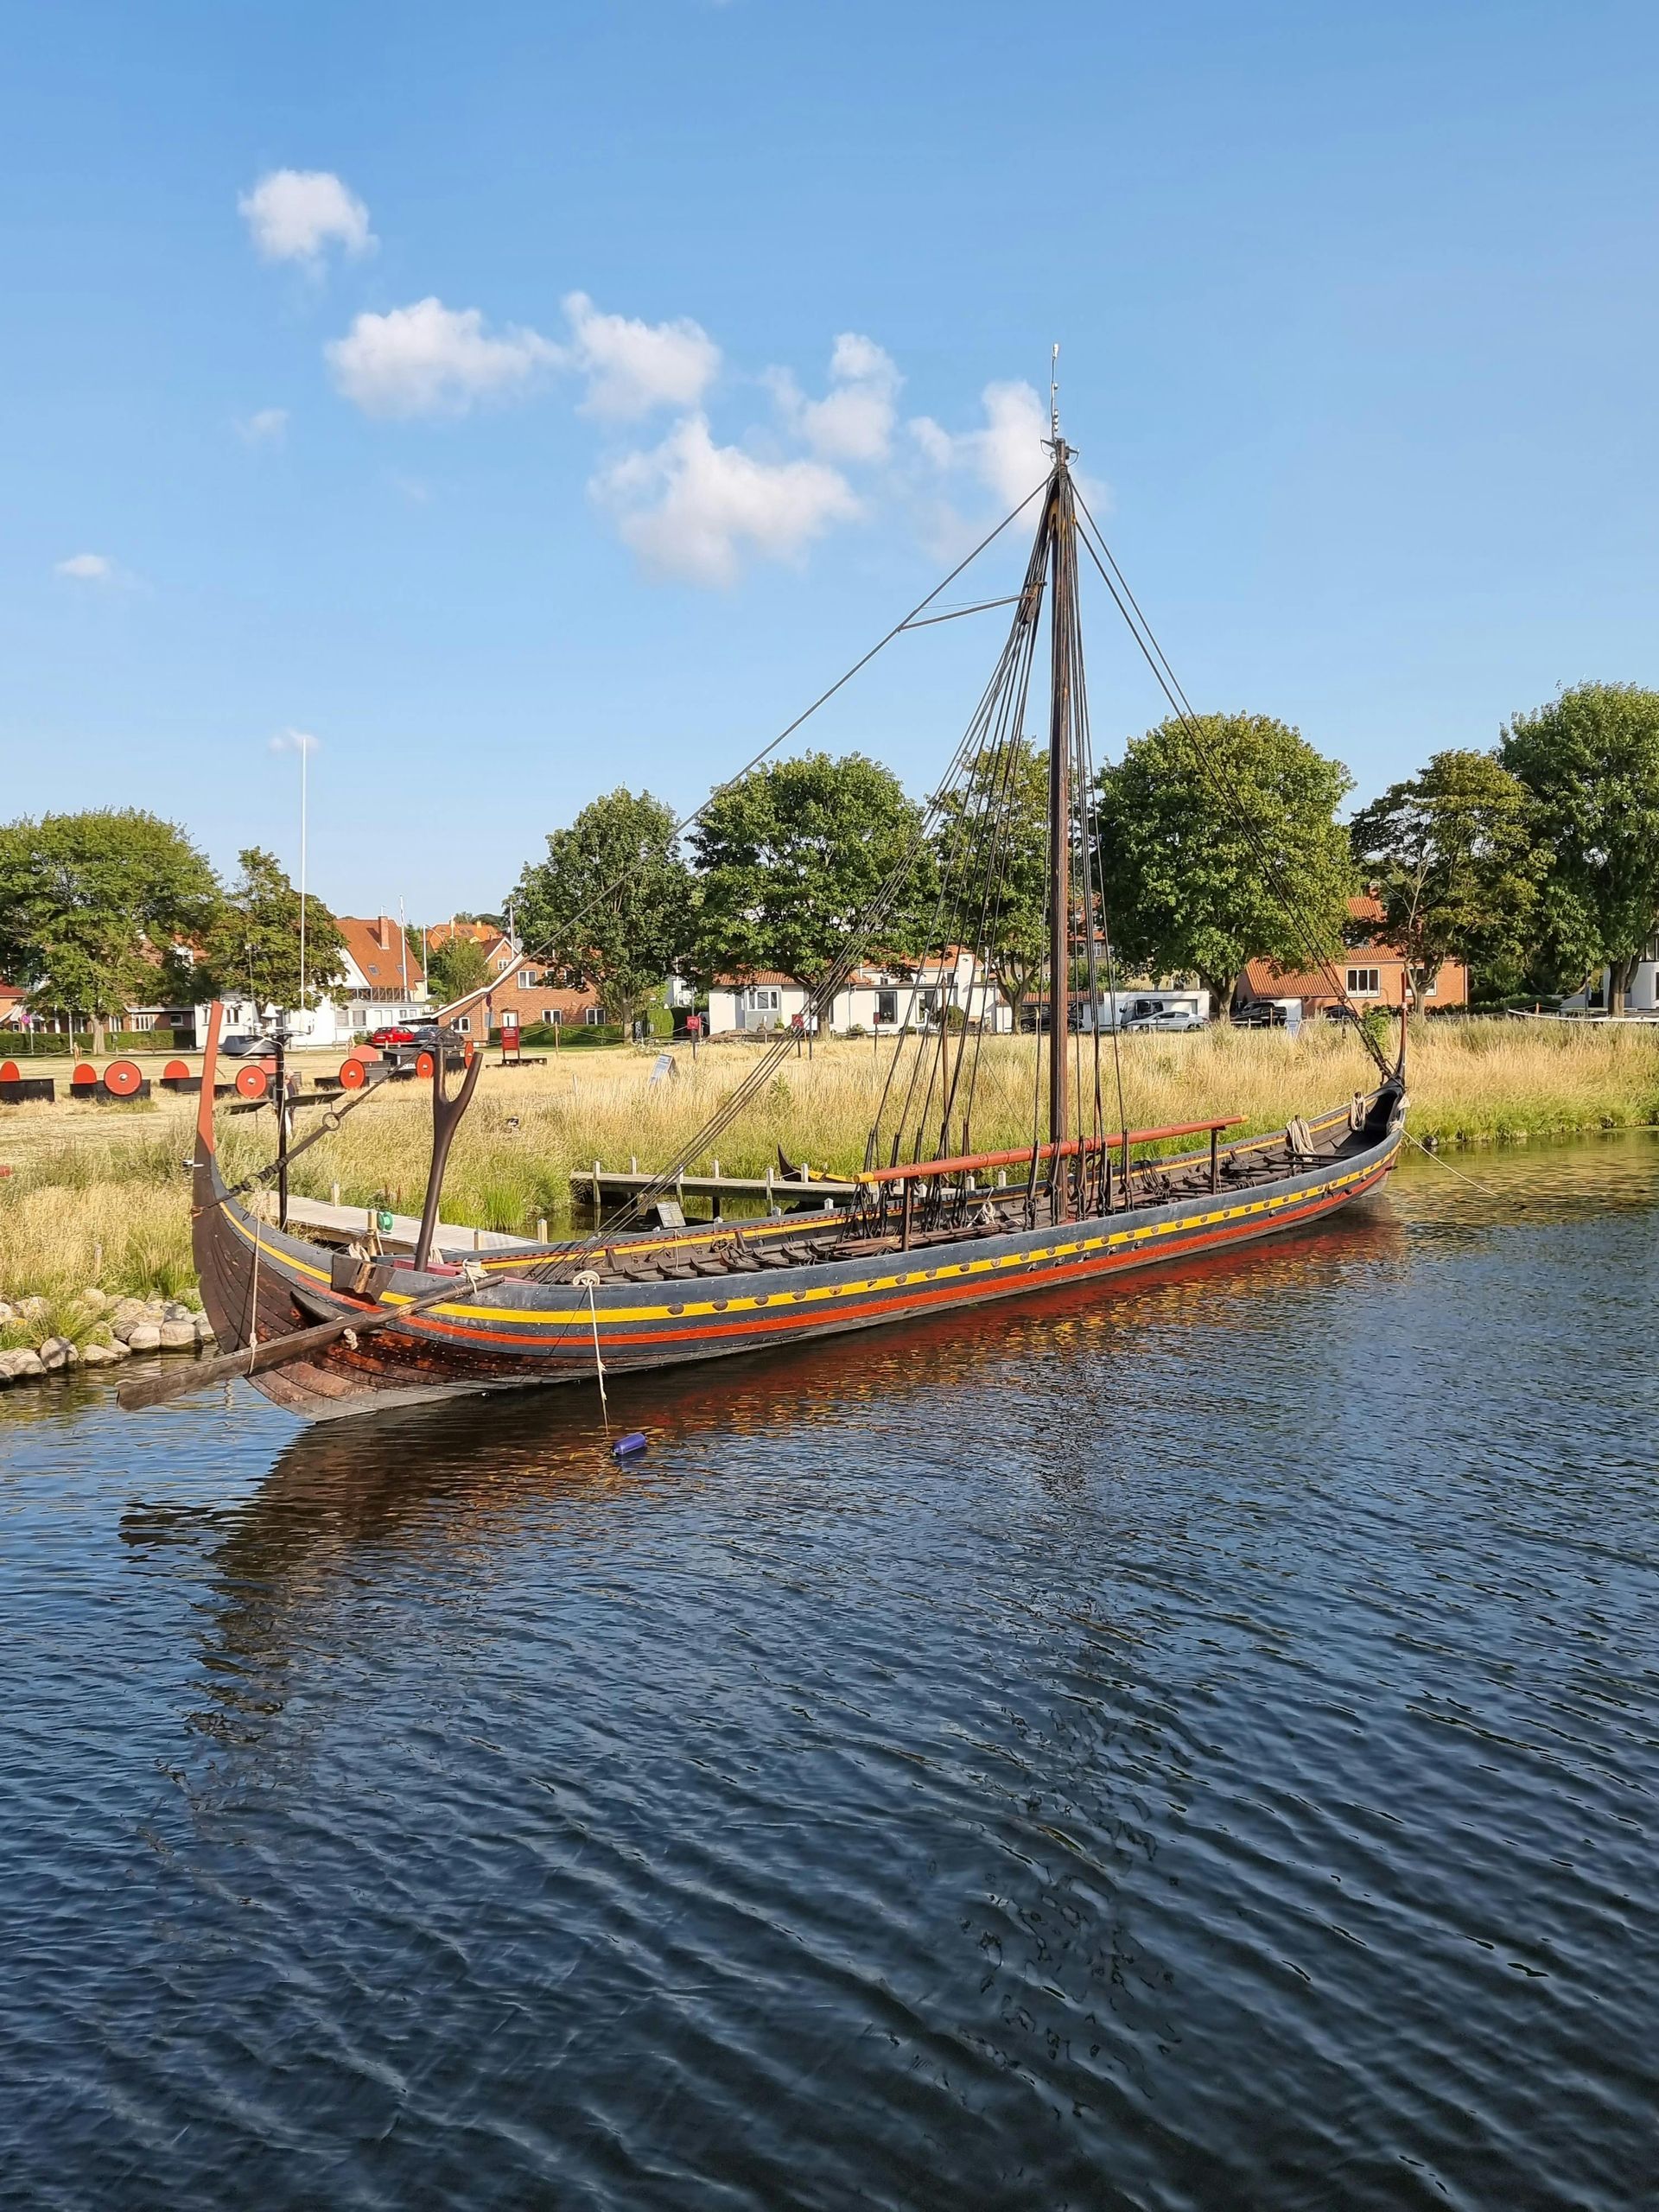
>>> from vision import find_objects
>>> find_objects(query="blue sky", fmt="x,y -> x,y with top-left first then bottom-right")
3,0 -> 1656,920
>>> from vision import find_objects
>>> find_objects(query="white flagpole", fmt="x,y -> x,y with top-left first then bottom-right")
298,738 -> 309,1014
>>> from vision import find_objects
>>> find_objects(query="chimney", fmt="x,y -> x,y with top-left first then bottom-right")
378,915 -> 393,951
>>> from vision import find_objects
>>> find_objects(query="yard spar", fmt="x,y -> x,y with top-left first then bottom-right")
124,410 -> 1408,1421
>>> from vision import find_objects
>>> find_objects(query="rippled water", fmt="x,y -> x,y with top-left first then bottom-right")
3,1141 -> 1656,2210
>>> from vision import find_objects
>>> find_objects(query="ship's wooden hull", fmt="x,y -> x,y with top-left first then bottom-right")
191,1071 -> 1405,1424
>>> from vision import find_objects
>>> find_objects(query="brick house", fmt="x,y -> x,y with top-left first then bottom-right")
424,920 -> 602,1034
1237,894 -> 1469,1019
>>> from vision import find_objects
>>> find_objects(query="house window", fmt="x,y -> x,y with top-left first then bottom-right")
545,1007 -> 562,1025
1424,975 -> 1438,996
454,1014 -> 470,1033
875,988 -> 898,1026
1346,968 -> 1381,997
583,1006 -> 599,1027
744,987 -> 781,1014
519,969 -> 536,988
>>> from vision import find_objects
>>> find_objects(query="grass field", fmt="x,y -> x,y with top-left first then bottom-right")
3,1020 -> 1656,1304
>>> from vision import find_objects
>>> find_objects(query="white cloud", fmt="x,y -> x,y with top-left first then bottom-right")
238,407 -> 289,443
54,553 -> 112,582
906,378 -> 1107,559
239,169 -> 374,264
911,380 -> 1052,510
326,297 -> 559,417
592,414 -> 861,586
772,332 -> 901,463
270,728 -> 320,756
560,291 -> 720,419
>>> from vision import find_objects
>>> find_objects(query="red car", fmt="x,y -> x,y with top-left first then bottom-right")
370,1025 -> 416,1047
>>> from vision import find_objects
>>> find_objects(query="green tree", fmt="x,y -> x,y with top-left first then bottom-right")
425,931 -> 493,1003
200,847 -> 346,1013
689,753 -> 931,998
512,787 -> 690,1027
1499,683 -> 1659,1011
932,739 -> 1048,1011
1093,714 -> 1355,1021
0,809 -> 220,1051
1349,751 -> 1542,1010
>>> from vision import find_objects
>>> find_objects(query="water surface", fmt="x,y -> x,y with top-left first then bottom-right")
3,1142 -> 1656,2209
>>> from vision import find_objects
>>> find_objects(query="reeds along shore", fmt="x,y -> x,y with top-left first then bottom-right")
1,1022 -> 1656,1313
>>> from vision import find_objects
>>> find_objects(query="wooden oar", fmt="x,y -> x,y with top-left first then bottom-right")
116,1270 -> 479,1413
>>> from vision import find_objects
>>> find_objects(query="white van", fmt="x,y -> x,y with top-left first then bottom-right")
1077,988 -> 1211,1032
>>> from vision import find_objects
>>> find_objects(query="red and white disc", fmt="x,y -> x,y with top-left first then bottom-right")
235,1065 -> 268,1100
338,1058 -> 366,1091
104,1059 -> 143,1096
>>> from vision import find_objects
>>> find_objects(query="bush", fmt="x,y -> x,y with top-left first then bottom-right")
490,1020 -> 626,1049
105,1029 -> 178,1052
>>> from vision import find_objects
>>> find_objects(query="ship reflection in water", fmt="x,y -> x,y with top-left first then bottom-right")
5,1141 -> 1657,2211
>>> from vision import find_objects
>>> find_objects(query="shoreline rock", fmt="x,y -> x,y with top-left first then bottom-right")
0,1286 -> 214,1391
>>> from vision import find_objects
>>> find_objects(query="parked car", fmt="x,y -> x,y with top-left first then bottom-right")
219,1033 -> 270,1057
1125,1007 -> 1207,1033
370,1024 -> 417,1047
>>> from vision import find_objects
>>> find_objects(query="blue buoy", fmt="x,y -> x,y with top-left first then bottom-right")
611,1430 -> 648,1460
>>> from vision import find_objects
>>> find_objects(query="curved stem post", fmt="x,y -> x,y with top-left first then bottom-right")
413,1040 -> 484,1273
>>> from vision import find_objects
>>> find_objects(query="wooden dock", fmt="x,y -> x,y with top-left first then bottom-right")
575,1159 -> 859,1217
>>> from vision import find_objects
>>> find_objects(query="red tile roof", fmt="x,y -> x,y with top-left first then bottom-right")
338,915 -> 424,990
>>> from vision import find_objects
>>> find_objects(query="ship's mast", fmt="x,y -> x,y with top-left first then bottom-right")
1044,353 -> 1077,1180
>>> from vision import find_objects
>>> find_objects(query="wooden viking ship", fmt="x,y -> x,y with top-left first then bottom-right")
126,414 -> 1405,1424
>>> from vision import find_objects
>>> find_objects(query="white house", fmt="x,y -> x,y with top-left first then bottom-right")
708,948 -> 1014,1036
1560,930 -> 1659,1016
197,913 -> 430,1048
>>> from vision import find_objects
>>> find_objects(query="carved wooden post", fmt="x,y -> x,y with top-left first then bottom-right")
413,1040 -> 484,1274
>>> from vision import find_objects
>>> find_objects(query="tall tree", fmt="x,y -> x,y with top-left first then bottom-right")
1499,683 -> 1659,1010
689,753 -> 931,995
512,787 -> 690,1027
0,809 -> 220,1050
200,847 -> 346,1013
1349,751 -> 1542,1009
1093,714 -> 1354,1020
932,739 -> 1048,1011
425,931 -> 493,1003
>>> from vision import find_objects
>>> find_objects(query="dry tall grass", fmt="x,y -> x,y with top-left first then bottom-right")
1,1021 -> 1655,1288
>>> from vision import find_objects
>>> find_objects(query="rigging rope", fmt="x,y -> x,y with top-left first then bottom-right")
1071,489 -> 1393,1082
437,485 -> 1050,1032
491,450 -> 1397,1288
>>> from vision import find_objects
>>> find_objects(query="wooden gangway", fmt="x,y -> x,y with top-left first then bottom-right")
280,1195 -> 537,1256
